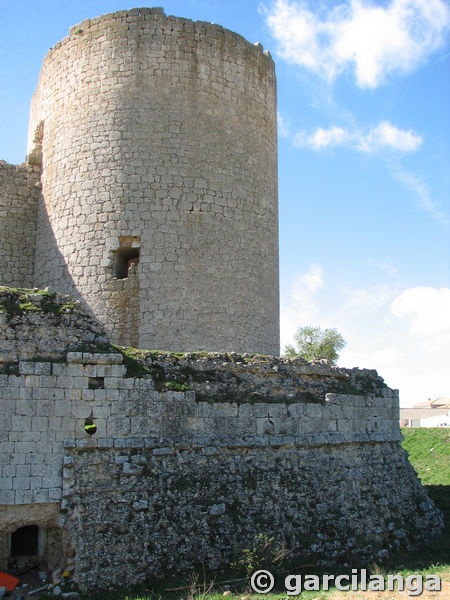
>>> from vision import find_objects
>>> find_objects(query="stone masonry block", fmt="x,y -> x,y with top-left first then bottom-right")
287,403 -> 304,417
12,415 -> 32,431
104,377 -> 119,389
198,402 -> 238,417
52,364 -> 66,376
55,399 -> 72,417
0,416 -> 11,430
67,352 -> 83,363
33,362 -> 51,375
107,416 -> 131,436
33,488 -> 49,503
19,361 -> 35,375
48,488 -> 62,501
305,404 -> 322,418
238,403 -> 253,417
186,417 -> 204,433
67,364 -> 85,377
94,389 -> 107,401
0,490 -> 14,503
338,420 -> 353,433
31,416 -> 49,432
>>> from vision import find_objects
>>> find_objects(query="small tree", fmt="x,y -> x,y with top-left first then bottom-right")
284,325 -> 346,365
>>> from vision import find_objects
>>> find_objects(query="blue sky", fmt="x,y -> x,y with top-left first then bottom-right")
1,0 -> 449,406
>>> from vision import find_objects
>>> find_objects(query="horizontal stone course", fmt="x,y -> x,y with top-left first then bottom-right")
1,337 -> 401,506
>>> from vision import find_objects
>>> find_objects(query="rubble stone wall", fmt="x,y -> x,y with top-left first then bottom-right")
0,289 -> 443,590
27,8 -> 279,354
64,439 -> 439,591
0,162 -> 40,288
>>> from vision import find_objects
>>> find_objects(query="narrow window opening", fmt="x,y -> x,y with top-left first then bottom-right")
88,376 -> 104,390
11,526 -> 38,557
114,247 -> 140,279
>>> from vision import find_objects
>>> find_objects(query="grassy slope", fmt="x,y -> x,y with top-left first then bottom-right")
401,427 -> 450,485
399,427 -> 450,573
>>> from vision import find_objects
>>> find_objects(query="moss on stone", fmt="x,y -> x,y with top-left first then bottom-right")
0,286 -> 76,317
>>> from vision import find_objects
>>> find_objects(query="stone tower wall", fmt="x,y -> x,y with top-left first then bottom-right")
0,162 -> 40,288
28,8 -> 279,353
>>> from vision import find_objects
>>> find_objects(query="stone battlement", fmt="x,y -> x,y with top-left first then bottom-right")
45,8 -> 272,64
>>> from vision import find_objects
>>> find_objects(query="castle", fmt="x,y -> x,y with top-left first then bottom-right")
0,6 -> 279,354
0,8 -> 443,593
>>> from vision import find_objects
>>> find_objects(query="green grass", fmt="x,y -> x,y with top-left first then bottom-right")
0,286 -> 76,316
398,427 -> 450,574
401,427 -> 450,485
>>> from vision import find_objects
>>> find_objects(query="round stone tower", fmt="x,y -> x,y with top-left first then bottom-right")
28,8 -> 279,354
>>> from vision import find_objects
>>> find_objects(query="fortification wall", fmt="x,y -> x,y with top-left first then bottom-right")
0,349 -> 400,508
0,162 -> 40,288
0,290 -> 442,590
65,439 -> 438,591
28,8 -> 279,353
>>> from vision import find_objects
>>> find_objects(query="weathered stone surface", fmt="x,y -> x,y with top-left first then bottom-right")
0,289 -> 443,590
0,289 -> 108,362
12,8 -> 279,354
0,7 -> 443,593
62,441 -> 442,591
0,161 -> 40,288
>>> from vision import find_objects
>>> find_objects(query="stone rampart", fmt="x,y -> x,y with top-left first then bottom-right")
0,289 -> 443,590
64,439 -> 438,591
1,349 -> 401,507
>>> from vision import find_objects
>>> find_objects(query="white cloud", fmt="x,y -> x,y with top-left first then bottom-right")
390,165 -> 450,224
390,287 -> 450,349
295,263 -> 324,294
370,347 -> 404,367
294,126 -> 351,149
265,0 -> 450,88
294,121 -> 422,152
357,121 -> 423,152
280,264 -> 325,349
369,260 -> 399,276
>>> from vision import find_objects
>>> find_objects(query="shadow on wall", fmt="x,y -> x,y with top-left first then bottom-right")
33,196 -> 142,348
33,193 -> 84,307
386,484 -> 450,571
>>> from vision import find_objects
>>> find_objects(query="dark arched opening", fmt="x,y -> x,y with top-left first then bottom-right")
10,525 -> 38,556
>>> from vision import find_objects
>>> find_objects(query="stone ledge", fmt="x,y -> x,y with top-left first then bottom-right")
63,430 -> 403,452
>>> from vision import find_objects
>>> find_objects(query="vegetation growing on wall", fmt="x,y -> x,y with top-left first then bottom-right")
0,286 -> 76,317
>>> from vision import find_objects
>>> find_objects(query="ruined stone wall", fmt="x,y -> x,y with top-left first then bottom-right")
1,347 -> 401,507
65,440 -> 439,591
28,8 -> 279,353
0,162 -> 40,287
0,290 -> 443,589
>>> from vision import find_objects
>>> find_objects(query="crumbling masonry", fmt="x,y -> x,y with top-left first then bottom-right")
0,8 -> 443,593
